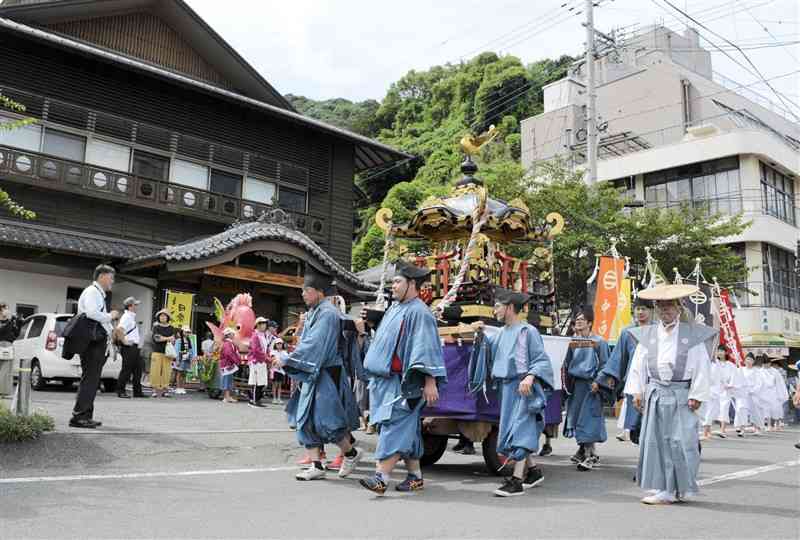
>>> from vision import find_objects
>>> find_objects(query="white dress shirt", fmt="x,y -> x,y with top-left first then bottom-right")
119,310 -> 140,346
77,281 -> 113,334
624,323 -> 711,403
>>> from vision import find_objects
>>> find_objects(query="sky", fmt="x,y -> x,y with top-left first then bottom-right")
186,0 -> 799,114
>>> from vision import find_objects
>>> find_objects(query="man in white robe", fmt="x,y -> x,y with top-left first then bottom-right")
624,284 -> 716,505
716,353 -> 742,438
701,348 -> 724,440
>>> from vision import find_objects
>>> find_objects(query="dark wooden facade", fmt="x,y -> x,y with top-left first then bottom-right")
0,28 -> 360,266
46,12 -> 235,89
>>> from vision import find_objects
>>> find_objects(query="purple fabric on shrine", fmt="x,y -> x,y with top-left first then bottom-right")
423,343 -> 501,422
544,389 -> 563,425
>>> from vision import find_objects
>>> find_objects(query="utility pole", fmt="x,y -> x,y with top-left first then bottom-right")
585,0 -> 597,185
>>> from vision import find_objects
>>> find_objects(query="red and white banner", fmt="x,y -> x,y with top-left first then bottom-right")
718,288 -> 745,366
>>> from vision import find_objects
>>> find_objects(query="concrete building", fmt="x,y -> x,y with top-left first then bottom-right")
521,25 -> 799,355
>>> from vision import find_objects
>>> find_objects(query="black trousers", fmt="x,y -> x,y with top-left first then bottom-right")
72,339 -> 106,421
117,345 -> 142,395
254,385 -> 265,402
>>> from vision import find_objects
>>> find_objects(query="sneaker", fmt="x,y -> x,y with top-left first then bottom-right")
248,401 -> 266,408
359,474 -> 388,496
577,457 -> 594,471
493,477 -> 524,497
327,454 -> 343,471
570,449 -> 586,464
452,440 -> 466,453
395,475 -> 424,492
538,443 -> 553,457
589,454 -> 600,464
715,432 -> 727,439
338,447 -> 363,478
641,491 -> 676,505
522,467 -> 544,489
794,441 -> 800,450
295,466 -> 326,481
615,431 -> 627,442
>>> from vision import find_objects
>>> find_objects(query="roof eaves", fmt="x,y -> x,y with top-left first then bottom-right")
0,16 -> 413,171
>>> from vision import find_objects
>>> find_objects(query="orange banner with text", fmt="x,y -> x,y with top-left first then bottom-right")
593,257 -> 625,340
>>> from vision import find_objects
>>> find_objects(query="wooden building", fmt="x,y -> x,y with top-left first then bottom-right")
0,0 -> 409,328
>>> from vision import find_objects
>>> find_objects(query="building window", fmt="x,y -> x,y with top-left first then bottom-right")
645,156 -> 741,215
278,186 -> 307,213
172,159 -> 209,190
762,244 -> 799,313
243,177 -> 277,205
66,286 -> 82,315
209,169 -> 242,197
0,114 -> 42,152
42,129 -> 86,162
760,162 -> 796,226
132,149 -> 170,181
86,139 -> 130,172
15,304 -> 37,320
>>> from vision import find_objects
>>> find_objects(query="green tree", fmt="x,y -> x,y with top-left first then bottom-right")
0,94 -> 36,220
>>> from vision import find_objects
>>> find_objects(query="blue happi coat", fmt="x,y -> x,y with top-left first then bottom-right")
596,325 -> 643,436
472,322 -> 554,462
364,297 -> 446,461
283,299 -> 359,448
563,335 -> 610,444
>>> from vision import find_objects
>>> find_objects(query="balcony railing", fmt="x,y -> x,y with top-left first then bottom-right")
0,145 -> 327,239
727,280 -> 800,314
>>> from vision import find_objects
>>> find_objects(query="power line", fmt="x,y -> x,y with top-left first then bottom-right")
741,4 -> 800,63
521,67 -> 800,158
655,0 -> 800,121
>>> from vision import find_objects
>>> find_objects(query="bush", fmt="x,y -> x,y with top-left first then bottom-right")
0,404 -> 55,443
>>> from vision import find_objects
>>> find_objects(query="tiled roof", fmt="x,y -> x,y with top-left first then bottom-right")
0,220 -> 161,260
129,211 -> 374,292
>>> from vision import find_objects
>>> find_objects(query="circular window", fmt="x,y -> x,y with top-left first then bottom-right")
140,182 -> 154,197
92,171 -> 108,188
116,177 -> 129,193
223,200 -> 235,214
15,155 -> 32,172
183,192 -> 196,207
66,166 -> 82,184
243,204 -> 254,218
41,160 -> 58,179
312,220 -> 323,233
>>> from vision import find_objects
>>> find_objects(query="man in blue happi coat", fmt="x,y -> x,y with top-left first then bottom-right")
624,285 -> 716,505
357,261 -> 446,496
471,288 -> 555,497
562,306 -> 610,471
595,297 -> 653,444
281,271 -> 362,481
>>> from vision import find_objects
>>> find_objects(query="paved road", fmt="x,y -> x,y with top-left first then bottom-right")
2,387 -> 799,539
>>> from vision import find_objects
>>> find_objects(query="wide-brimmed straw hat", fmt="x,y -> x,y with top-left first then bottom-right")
154,309 -> 171,321
638,284 -> 699,301
254,317 -> 269,327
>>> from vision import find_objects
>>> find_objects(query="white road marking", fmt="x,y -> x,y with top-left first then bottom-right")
698,459 -> 800,486
46,428 -> 294,435
0,466 -> 297,484
2,458 -> 797,487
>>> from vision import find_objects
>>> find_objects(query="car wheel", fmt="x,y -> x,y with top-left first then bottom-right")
102,379 -> 117,393
482,427 -> 512,476
30,360 -> 47,391
420,433 -> 449,467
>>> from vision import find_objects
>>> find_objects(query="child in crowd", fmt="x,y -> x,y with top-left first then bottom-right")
219,327 -> 240,403
247,317 -> 271,408
173,326 -> 196,395
270,338 -> 288,405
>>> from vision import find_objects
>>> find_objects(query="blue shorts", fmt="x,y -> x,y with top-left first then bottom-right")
221,373 -> 235,391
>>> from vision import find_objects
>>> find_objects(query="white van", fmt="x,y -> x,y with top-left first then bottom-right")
14,313 -> 122,392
